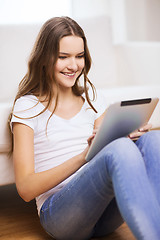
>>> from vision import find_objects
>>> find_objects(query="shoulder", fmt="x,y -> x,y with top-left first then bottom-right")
11,95 -> 40,132
14,95 -> 38,111
13,95 -> 41,118
12,95 -> 39,125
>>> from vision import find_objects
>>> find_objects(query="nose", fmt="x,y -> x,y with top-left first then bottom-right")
67,57 -> 78,72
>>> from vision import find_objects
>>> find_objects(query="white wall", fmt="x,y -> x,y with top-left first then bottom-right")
0,24 -> 41,101
0,0 -> 160,103
125,0 -> 160,41
72,0 -> 111,19
114,42 -> 160,86
0,0 -> 72,24
146,0 -> 160,41
110,0 -> 160,87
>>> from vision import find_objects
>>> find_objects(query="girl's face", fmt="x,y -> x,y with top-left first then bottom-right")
54,35 -> 85,90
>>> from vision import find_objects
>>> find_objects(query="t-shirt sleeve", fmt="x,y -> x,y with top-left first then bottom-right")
10,96 -> 37,132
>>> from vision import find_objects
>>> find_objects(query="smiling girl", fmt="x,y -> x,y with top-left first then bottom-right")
10,17 -> 160,240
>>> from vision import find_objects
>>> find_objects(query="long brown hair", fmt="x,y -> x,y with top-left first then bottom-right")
9,16 -> 97,128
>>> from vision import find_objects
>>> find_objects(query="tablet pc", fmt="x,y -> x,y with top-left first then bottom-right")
85,97 -> 159,161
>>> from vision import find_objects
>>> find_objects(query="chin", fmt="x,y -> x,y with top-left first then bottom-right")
59,82 -> 75,90
59,79 -> 77,88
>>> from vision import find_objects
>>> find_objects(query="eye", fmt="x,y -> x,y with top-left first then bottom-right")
77,54 -> 85,59
59,56 -> 67,59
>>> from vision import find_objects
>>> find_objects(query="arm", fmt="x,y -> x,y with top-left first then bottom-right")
13,123 -> 87,202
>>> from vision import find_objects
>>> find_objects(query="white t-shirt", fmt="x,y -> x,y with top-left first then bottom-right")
11,92 -> 106,215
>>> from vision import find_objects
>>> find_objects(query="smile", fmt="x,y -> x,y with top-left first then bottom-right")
61,72 -> 76,77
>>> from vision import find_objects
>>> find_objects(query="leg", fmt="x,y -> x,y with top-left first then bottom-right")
40,137 -> 160,240
40,146 -> 124,240
107,138 -> 160,240
136,130 -> 160,204
93,137 -> 160,239
93,198 -> 124,238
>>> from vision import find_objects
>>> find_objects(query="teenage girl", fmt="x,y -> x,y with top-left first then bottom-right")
10,17 -> 160,240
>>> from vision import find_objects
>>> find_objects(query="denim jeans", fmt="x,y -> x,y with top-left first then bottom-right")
40,130 -> 160,240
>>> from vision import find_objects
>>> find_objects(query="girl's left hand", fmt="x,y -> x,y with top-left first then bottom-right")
87,129 -> 98,146
128,123 -> 152,140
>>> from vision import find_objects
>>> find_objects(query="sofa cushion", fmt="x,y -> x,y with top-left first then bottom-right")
0,102 -> 12,153
0,153 -> 14,185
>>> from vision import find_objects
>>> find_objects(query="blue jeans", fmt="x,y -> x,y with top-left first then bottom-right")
40,131 -> 160,240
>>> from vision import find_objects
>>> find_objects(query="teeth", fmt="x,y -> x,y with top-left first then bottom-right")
62,72 -> 75,76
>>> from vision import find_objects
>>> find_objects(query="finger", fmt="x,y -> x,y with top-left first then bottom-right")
139,123 -> 152,132
128,131 -> 143,139
92,129 -> 98,134
87,134 -> 95,145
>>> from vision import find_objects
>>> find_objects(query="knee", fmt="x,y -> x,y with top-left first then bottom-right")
105,137 -> 137,157
136,130 -> 160,149
143,130 -> 160,140
102,137 -> 142,173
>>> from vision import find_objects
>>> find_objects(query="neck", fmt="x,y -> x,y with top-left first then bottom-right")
55,86 -> 75,102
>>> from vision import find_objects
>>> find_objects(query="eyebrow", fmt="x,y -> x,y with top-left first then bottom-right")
59,51 -> 85,55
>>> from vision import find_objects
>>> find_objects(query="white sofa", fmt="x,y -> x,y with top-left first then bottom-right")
0,85 -> 160,186
0,17 -> 160,186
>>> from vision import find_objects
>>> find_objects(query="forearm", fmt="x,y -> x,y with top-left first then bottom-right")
16,152 -> 86,202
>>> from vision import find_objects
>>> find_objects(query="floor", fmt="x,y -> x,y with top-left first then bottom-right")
0,184 -> 135,240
